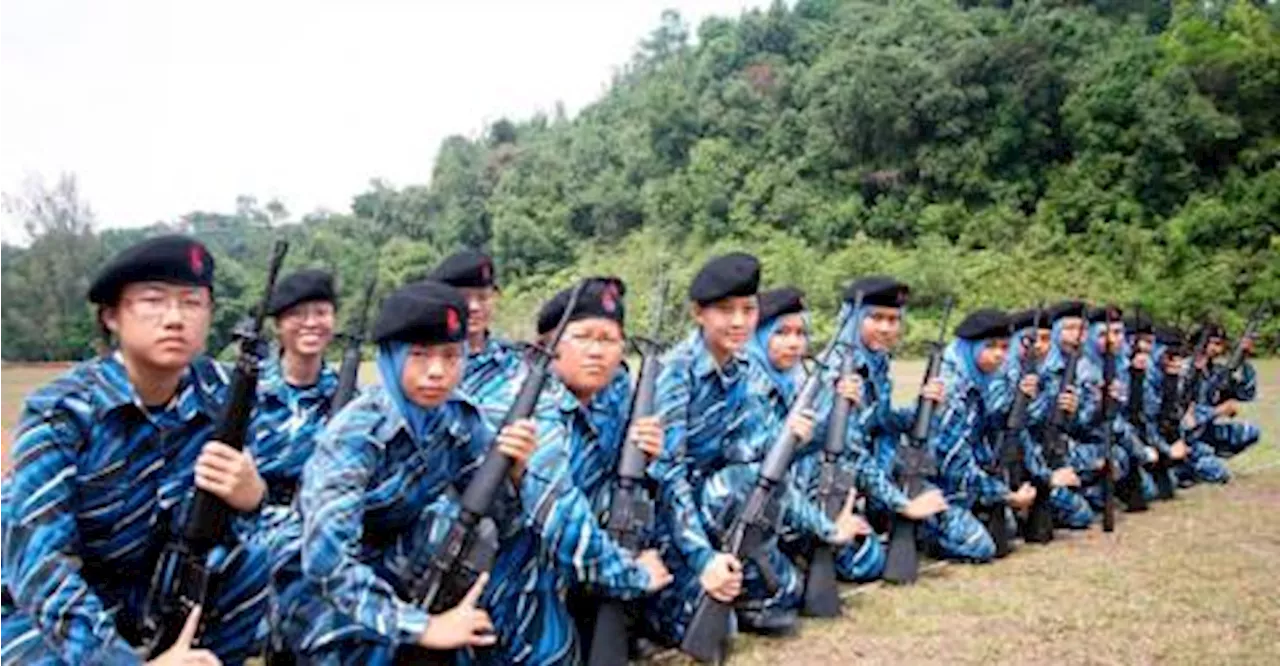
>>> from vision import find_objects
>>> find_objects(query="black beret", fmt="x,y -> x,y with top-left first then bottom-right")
955,308 -> 1011,341
758,287 -> 806,323
689,252 -> 760,305
1048,300 -> 1086,322
1124,310 -> 1154,335
536,277 -> 626,335
1009,308 -> 1049,331
1154,324 -> 1184,349
88,234 -> 216,305
268,269 -> 337,316
1086,304 -> 1124,323
1192,322 -> 1226,341
428,250 -> 497,289
372,280 -> 469,345
843,275 -> 909,308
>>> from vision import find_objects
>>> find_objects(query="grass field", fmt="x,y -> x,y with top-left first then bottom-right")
2,359 -> 1276,664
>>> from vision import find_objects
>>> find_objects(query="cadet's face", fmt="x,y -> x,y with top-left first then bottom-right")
1206,337 -> 1226,358
554,318 -> 625,400
1136,333 -> 1154,354
860,306 -> 902,352
767,314 -> 808,371
1097,322 -> 1125,354
1034,328 -> 1052,358
400,342 -> 464,407
1163,352 -> 1185,374
459,287 -> 497,341
1059,317 -> 1084,347
105,282 -> 212,372
978,339 -> 1009,373
277,300 -> 335,358
694,296 -> 759,358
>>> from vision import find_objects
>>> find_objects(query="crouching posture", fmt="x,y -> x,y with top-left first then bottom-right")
522,278 -> 673,661
1146,327 -> 1227,486
836,277 -> 991,562
647,255 -> 861,644
2,236 -> 270,666
1190,323 -> 1261,458
932,309 -> 1038,558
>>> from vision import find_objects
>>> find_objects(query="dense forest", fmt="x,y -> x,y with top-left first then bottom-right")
3,0 -> 1277,361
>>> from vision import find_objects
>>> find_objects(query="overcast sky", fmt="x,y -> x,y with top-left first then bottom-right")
0,0 -> 768,243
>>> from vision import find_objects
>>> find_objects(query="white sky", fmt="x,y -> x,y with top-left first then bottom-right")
0,0 -> 769,243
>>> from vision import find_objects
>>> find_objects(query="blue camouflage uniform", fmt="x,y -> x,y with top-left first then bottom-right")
648,331 -> 840,642
1,355 -> 270,666
460,335 -> 527,428
252,356 -> 339,507
833,303 -> 995,562
273,345 -> 650,665
748,313 -> 892,583
1023,321 -> 1097,528
1194,358 -> 1261,457
1144,343 -> 1230,485
1074,322 -> 1151,509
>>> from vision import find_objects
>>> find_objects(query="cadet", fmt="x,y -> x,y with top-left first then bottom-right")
428,250 -> 525,427
649,254 -> 861,642
522,278 -> 673,660
252,269 -> 340,510
2,235 -> 270,666
750,287 -> 945,583
834,277 -> 993,561
932,309 -> 1038,560
1190,322 -> 1261,458
1145,326 -> 1225,485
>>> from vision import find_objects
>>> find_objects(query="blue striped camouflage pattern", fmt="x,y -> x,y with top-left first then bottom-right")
1,354 -> 269,666
252,356 -> 339,506
460,336 -> 527,428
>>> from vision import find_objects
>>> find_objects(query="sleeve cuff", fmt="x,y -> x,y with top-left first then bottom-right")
395,602 -> 431,646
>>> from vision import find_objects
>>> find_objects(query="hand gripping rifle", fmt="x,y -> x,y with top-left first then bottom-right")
680,310 -> 855,663
987,306 -> 1045,554
395,280 -> 589,665
143,239 -> 289,657
330,275 -> 378,413
1041,310 -> 1086,482
587,279 -> 667,666
882,296 -> 952,585
1101,309 -> 1118,533
802,290 -> 864,618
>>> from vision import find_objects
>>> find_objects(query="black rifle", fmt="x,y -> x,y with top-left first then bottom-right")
394,280 -> 589,665
1116,304 -> 1150,512
883,297 -> 952,585
802,290 -> 864,618
142,240 -> 289,657
1130,305 -> 1176,501
986,306 -> 1046,553
1041,313 -> 1086,478
1189,305 -> 1268,445
330,276 -> 378,413
1101,309 -> 1118,533
586,280 -> 666,666
680,312 -> 854,663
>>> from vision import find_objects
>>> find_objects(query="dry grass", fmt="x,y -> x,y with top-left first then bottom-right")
3,360 -> 1277,664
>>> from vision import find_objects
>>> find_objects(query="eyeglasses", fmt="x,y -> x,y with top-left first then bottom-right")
124,293 -> 211,321
563,332 -> 624,350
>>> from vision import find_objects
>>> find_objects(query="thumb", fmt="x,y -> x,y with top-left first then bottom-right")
461,572 -> 490,608
175,604 -> 203,649
841,488 -> 857,516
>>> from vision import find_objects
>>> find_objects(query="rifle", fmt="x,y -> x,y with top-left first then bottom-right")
143,240 -> 289,656
586,279 -> 667,666
1041,312 -> 1086,478
680,311 -> 855,663
1101,309 -> 1118,533
988,306 -> 1045,553
1116,304 -> 1150,513
330,275 -> 378,413
802,290 -> 864,618
883,297 -> 953,585
394,280 -> 589,665
1186,305 -> 1268,444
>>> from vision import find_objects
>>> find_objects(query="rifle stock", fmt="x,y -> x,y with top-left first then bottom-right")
143,240 -> 289,657
1101,309 -> 1118,533
802,351 -> 858,618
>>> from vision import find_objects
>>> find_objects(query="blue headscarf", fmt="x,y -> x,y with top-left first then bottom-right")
941,338 -> 994,394
747,310 -> 811,403
375,340 -> 468,442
